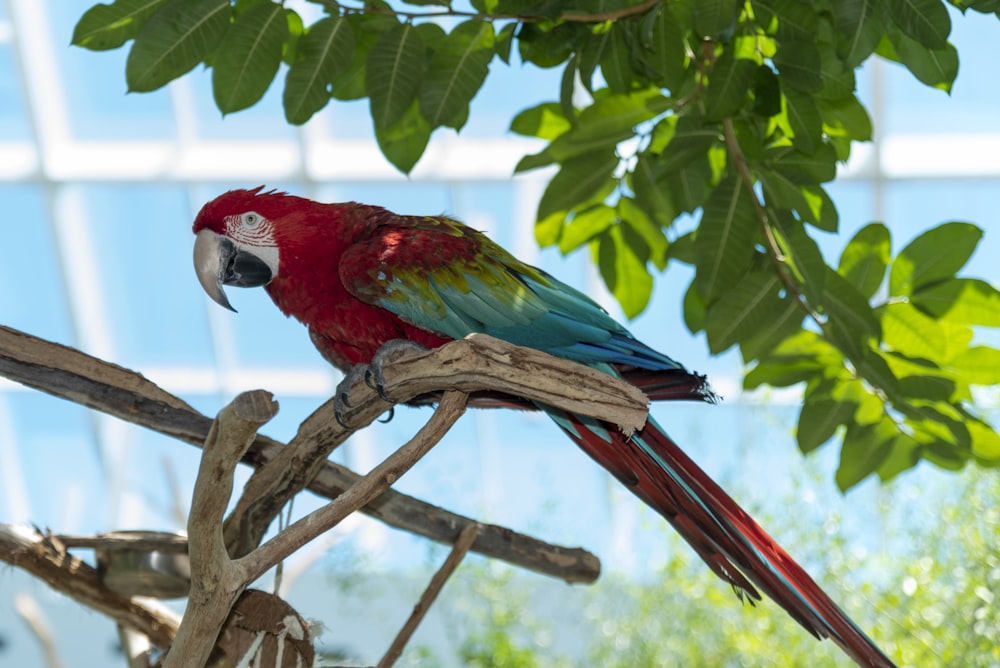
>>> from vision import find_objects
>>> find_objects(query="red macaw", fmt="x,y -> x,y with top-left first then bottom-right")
192,187 -> 894,667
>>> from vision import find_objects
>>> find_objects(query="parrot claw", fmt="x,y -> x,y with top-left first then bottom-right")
333,364 -> 368,428
333,341 -> 425,428
366,339 -> 429,401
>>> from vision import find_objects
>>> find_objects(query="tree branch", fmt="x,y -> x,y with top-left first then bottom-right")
314,0 -> 662,25
163,391 -> 279,668
0,524 -> 180,648
378,523 -> 480,668
0,324 -> 602,583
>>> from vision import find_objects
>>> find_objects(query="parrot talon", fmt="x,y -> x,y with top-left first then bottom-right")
333,365 -> 370,429
366,339 -> 429,403
378,407 -> 395,424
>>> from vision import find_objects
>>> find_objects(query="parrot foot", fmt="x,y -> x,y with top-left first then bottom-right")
333,340 -> 427,428
365,339 -> 429,399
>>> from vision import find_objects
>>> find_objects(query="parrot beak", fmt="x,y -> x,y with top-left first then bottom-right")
193,229 -> 274,312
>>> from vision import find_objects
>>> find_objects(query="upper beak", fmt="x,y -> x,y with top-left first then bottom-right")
193,229 -> 274,312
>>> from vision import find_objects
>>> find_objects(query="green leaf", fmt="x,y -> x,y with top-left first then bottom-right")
330,13 -> 398,101
668,155 -> 713,213
420,20 -> 494,130
618,197 -> 669,270
819,94 -> 873,142
771,213 -> 827,300
761,0 -> 818,41
600,23 -> 634,93
558,204 -> 615,254
759,169 -> 838,232
887,0 -> 951,49
596,225 -> 654,318
212,1 -> 287,115
367,23 -> 425,129
898,374 -> 955,401
772,41 -> 822,92
509,102 -> 571,140
283,16 -> 355,124
768,143 -> 838,183
682,279 -> 707,333
649,4 -> 687,90
374,98 -> 431,174
888,23 -> 958,91
839,222 -> 891,299
703,270 -> 782,353
855,348 -> 901,396
912,278 -> 1000,326
537,151 -> 619,222
881,301 -> 947,361
833,0 -> 885,67
125,0 -> 231,93
695,173 -> 758,302
782,86 -> 821,154
752,65 -> 782,118
740,296 -> 803,362
631,152 -> 675,228
836,419 -> 896,490
948,347 -> 1000,385
693,0 -> 739,38
889,222 -> 983,297
968,418 -> 1000,461
798,390 -> 857,454
876,433 -> 922,480
815,42 -> 857,100
548,88 -> 672,164
704,49 -> 756,120
72,0 -> 170,51
659,117 -> 720,173
822,268 -> 880,360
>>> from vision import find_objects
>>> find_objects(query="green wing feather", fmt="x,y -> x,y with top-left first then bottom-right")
339,215 -> 682,370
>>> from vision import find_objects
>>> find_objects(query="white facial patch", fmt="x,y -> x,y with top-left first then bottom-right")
225,212 -> 280,278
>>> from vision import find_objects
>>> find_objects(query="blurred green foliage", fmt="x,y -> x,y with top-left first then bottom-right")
418,462 -> 999,667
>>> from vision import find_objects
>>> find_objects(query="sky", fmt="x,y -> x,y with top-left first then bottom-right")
1,1 -> 999,665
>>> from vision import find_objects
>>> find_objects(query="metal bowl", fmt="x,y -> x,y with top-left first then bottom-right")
94,530 -> 191,599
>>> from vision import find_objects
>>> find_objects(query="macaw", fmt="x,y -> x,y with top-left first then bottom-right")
192,187 -> 894,667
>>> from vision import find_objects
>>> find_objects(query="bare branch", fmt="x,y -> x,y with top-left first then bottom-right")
242,391 -> 468,583
0,324 -> 602,583
164,391 -> 279,668
0,524 -> 180,648
378,523 -> 480,668
226,333 -> 646,558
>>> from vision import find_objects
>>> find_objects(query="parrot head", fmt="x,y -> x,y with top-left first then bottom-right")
192,186 -> 300,311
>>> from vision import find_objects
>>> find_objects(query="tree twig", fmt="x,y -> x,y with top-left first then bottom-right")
313,0 -> 662,25
377,523 -> 480,668
14,593 -> 64,668
243,391 -> 469,583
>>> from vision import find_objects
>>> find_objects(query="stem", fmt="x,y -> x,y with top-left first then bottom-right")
720,117 -> 825,328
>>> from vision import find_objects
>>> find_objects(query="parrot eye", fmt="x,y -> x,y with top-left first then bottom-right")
241,212 -> 263,228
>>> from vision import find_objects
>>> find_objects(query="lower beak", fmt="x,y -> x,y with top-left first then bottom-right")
193,229 -> 273,312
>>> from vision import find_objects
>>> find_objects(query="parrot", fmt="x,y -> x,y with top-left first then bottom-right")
192,187 -> 895,667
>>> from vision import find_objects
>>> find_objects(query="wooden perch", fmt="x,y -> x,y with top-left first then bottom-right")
167,390 -> 468,666
0,524 -> 180,647
225,333 -> 647,559
0,324 -> 603,583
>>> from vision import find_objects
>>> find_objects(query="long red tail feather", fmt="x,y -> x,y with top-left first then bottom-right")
548,408 -> 895,668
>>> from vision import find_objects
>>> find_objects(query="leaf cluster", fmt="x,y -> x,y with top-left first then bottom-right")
71,0 -> 1000,489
